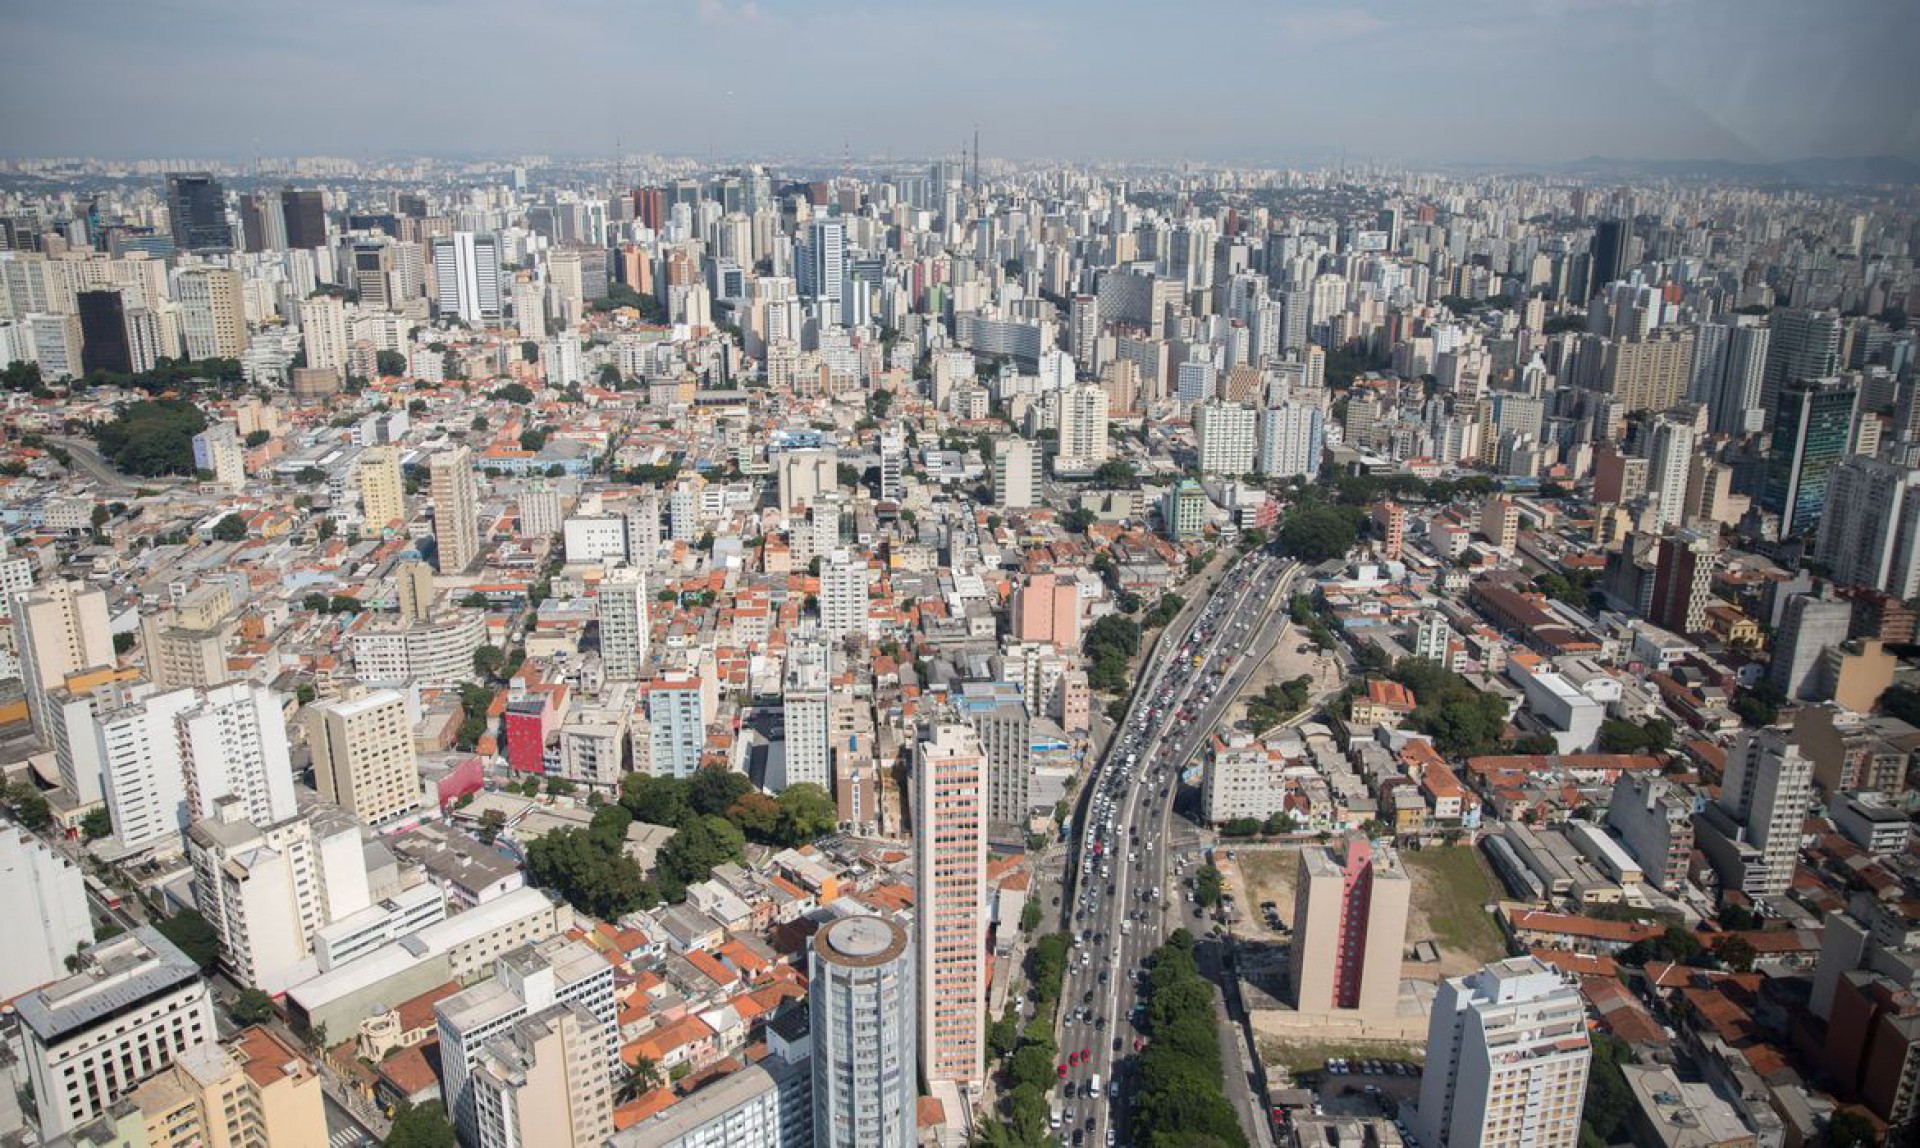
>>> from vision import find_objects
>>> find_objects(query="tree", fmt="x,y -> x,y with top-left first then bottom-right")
1093,460 -> 1137,488
519,428 -> 548,453
476,808 -> 507,845
91,398 -> 208,476
375,349 -> 408,377
473,645 -> 505,679
1823,1110 -> 1879,1148
687,769 -> 754,818
80,806 -> 112,841
231,988 -> 277,1024
211,514 -> 248,542
385,1101 -> 457,1148
1713,934 -> 1757,973
1063,506 -> 1097,533
775,782 -> 837,844
1019,898 -> 1043,934
153,910 -> 220,971
729,792 -> 781,841
1195,865 -> 1224,907
1276,504 -> 1362,563
621,1057 -> 662,1101
3,782 -> 51,831
621,774 -> 692,828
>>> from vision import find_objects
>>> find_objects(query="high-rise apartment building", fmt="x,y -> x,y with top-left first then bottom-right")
1056,382 -> 1110,469
913,721 -> 987,1086
810,915 -> 915,1148
174,266 -> 246,360
645,672 -> 707,779
358,444 -> 406,532
1644,416 -> 1694,533
1196,401 -> 1258,475
1289,837 -> 1410,1020
1259,400 -> 1324,480
431,445 -> 481,573
598,564 -> 651,681
1698,727 -> 1814,898
93,686 -> 200,855
175,681 -> 296,828
1606,772 -> 1695,894
781,643 -> 832,792
819,552 -> 870,645
1770,592 -> 1854,701
306,690 -> 422,825
1410,957 -> 1590,1148
1602,329 -> 1694,413
299,293 -> 348,375
190,421 -> 246,488
957,681 -> 1032,837
18,928 -> 217,1138
468,1003 -> 615,1148
1818,456 -> 1920,601
1764,377 -> 1860,537
992,437 -> 1039,509
798,218 -> 845,324
433,232 -> 503,325
14,578 -> 115,745
164,172 -> 230,252
436,937 -> 618,1142
128,1026 -> 325,1148
0,823 -> 93,1001
238,190 -> 286,253
1648,530 -> 1722,637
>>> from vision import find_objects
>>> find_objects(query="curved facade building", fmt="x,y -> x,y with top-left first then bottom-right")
809,914 -> 914,1148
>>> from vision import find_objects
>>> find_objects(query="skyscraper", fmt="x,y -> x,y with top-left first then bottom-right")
1762,308 -> 1841,418
810,915 -> 915,1148
176,681 -> 296,828
957,681 -> 1032,838
164,172 -> 231,252
992,437 -> 1039,510
1644,416 -> 1695,533
1289,837 -> 1410,1021
13,578 -> 114,746
76,289 -> 133,376
430,446 -> 481,573
645,672 -> 706,779
1588,218 -> 1627,294
1259,400 -> 1324,480
1056,382 -> 1111,469
306,690 -> 422,826
782,643 -> 832,791
1763,377 -> 1860,537
1410,957 -> 1590,1148
433,232 -> 503,325
798,218 -> 845,325
1704,727 -> 1814,896
1769,592 -> 1853,702
597,564 -> 650,681
913,720 -> 987,1087
278,188 -> 327,249
175,267 -> 247,360
238,191 -> 285,253
819,552 -> 870,645
1648,530 -> 1722,636
1196,401 -> 1257,475
299,294 -> 348,376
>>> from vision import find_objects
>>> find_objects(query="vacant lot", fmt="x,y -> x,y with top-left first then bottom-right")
1258,1034 -> 1425,1074
1400,845 -> 1508,975
1233,848 -> 1299,930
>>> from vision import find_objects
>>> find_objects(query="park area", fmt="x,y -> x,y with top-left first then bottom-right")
1228,841 -> 1507,979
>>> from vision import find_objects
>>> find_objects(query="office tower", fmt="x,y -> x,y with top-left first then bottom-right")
1288,837 -> 1411,1020
782,643 -> 832,791
957,681 -> 1032,836
1710,728 -> 1814,896
164,172 -> 230,252
468,1003 -> 614,1148
306,690 -> 422,825
352,240 -> 396,308
645,671 -> 706,779
436,937 -> 618,1142
1763,377 -> 1860,537
819,552 -> 870,645
1648,530 -> 1722,636
1410,957 -> 1590,1148
392,560 -> 434,626
176,681 -> 296,828
992,437 -> 1039,509
879,432 -> 906,502
1818,457 -> 1920,600
14,579 -> 115,744
187,797 -> 374,991
433,232 -> 503,324
1763,308 -> 1841,417
174,266 -> 246,360
1196,401 -> 1258,475
776,447 -> 838,512
127,1027 -> 324,1148
1770,592 -> 1854,701
798,218 -> 845,323
1602,329 -> 1693,413
913,721 -> 987,1086
430,445 -> 481,573
18,927 -> 217,1138
358,444 -> 406,532
299,293 -> 348,375
598,564 -> 650,680
1259,400 -> 1324,480
810,915 -> 915,1148
238,190 -> 285,252
190,421 -> 245,488
1588,219 -> 1627,293
0,823 -> 92,1000
76,289 -> 133,375
1056,382 -> 1110,468
279,188 -> 327,249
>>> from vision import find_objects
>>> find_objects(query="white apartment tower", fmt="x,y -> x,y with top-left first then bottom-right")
1196,401 -> 1258,475
810,915 -> 916,1148
431,445 -> 481,574
1411,956 -> 1591,1148
819,552 -> 870,645
176,681 -> 297,828
1056,382 -> 1110,469
434,232 -> 503,325
14,579 -> 115,746
597,564 -> 650,681
0,823 -> 93,1001
993,437 -> 1039,510
781,643 -> 832,792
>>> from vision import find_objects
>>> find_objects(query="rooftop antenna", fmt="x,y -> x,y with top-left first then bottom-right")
972,125 -> 980,196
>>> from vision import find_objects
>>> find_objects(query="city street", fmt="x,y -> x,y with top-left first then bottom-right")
1047,550 -> 1298,1148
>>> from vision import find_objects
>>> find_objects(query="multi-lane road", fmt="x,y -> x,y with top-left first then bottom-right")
1046,550 -> 1299,1148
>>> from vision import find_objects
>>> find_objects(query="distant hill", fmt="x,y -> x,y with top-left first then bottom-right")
1556,154 -> 1920,186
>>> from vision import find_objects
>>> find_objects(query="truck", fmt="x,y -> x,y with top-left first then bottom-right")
1090,1073 -> 1103,1099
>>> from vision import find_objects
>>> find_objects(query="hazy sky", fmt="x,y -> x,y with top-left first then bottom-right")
4,0 -> 1917,165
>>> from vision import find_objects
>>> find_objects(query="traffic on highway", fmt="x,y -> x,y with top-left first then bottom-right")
1045,550 -> 1298,1147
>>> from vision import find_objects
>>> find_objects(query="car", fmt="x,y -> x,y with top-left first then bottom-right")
1081,1047 -> 1091,1062
1058,1063 -> 1069,1078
